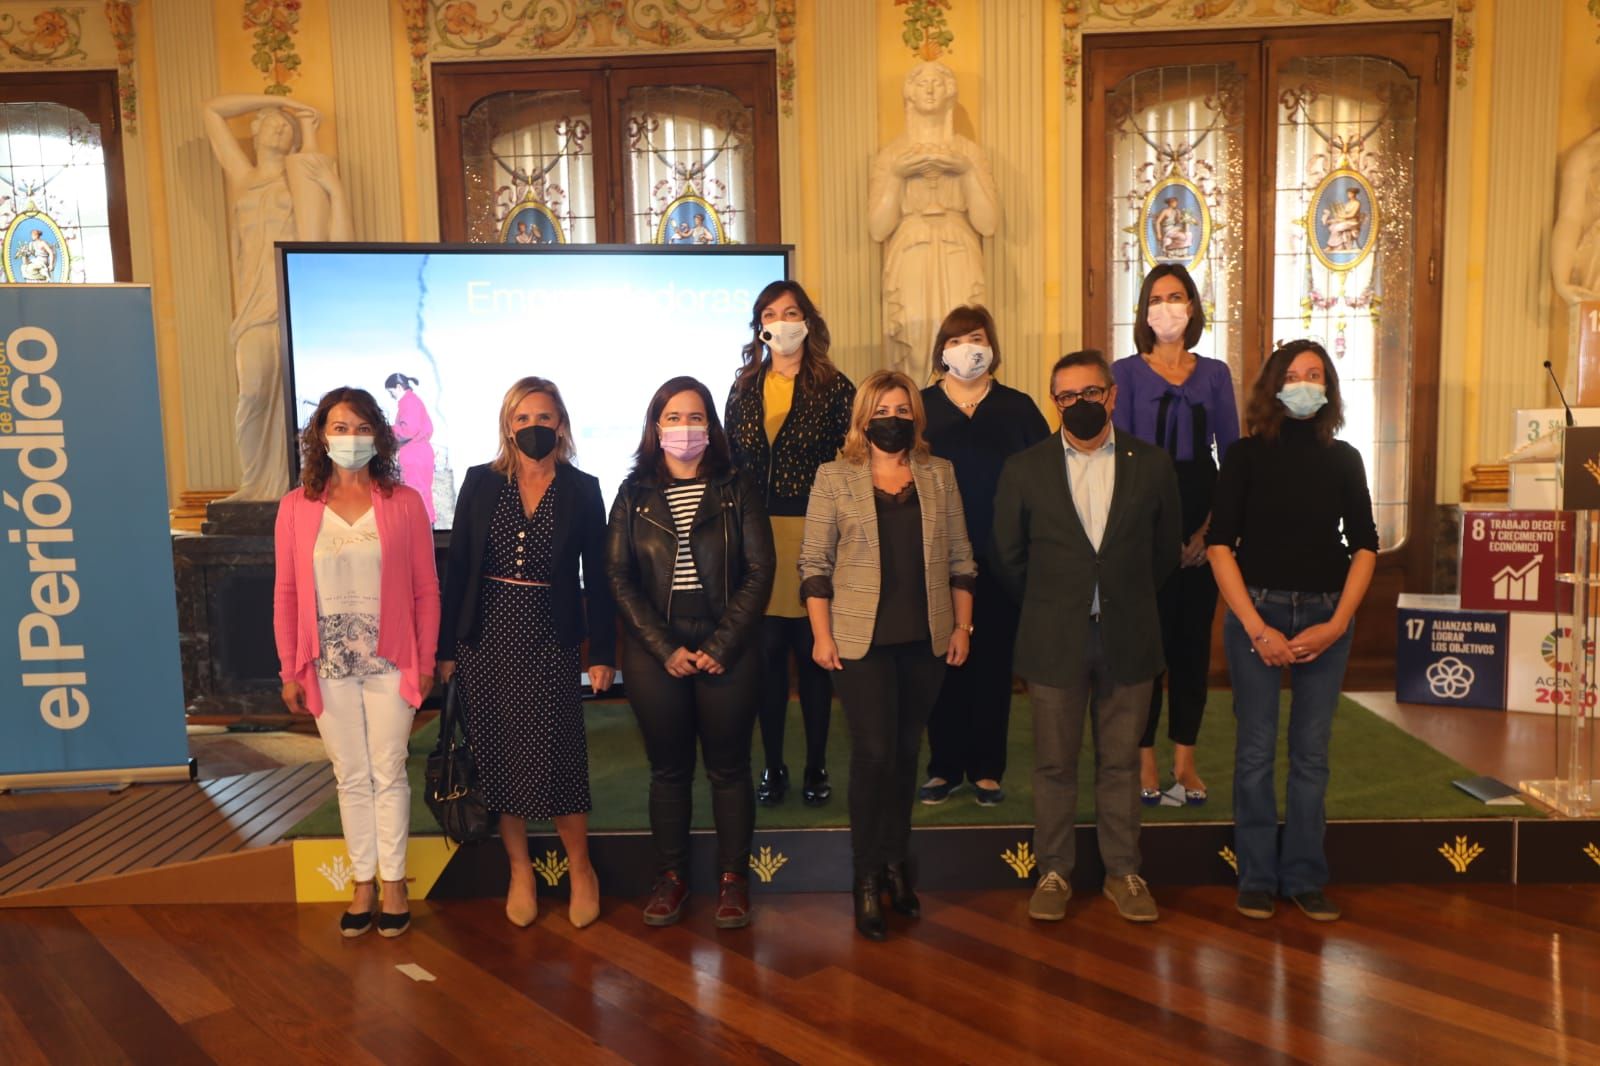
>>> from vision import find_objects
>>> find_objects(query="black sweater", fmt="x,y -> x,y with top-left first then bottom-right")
1206,418 -> 1379,593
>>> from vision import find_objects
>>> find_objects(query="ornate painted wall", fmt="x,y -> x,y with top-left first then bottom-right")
0,0 -> 1590,515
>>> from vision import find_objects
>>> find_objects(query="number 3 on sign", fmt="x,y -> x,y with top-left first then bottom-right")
1405,618 -> 1424,640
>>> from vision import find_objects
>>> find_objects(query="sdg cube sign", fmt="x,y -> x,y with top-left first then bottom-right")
1395,595 -> 1508,709
1506,612 -> 1599,715
1459,509 -> 1573,615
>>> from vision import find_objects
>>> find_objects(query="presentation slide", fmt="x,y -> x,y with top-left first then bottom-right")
281,245 -> 789,528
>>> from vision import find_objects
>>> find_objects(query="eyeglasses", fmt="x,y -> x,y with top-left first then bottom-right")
1053,386 -> 1108,407
1149,293 -> 1189,305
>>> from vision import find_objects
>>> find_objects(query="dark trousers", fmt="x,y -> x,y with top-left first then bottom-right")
1142,561 -> 1218,748
756,614 -> 834,771
831,641 -> 946,876
926,567 -> 1018,784
1030,620 -> 1151,879
622,613 -> 759,877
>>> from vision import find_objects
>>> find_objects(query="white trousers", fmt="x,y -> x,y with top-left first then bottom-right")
314,670 -> 414,882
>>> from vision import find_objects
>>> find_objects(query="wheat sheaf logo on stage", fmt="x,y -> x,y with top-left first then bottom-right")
1219,846 -> 1239,874
749,846 -> 788,883
1002,841 -> 1037,878
1584,843 -> 1600,868
531,850 -> 569,886
1439,836 -> 1484,873
1585,456 -> 1600,486
317,853 -> 355,891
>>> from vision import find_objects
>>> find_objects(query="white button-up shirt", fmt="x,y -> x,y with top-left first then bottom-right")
1062,426 -> 1117,614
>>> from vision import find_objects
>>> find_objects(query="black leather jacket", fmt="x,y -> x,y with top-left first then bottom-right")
605,469 -> 775,667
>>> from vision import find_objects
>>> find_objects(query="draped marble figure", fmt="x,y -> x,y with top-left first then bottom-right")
204,95 -> 353,501
869,62 -> 999,385
1553,126 -> 1600,307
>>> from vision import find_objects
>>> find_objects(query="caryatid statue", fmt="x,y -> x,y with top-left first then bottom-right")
1552,126 -> 1600,307
204,95 -> 352,501
868,61 -> 999,385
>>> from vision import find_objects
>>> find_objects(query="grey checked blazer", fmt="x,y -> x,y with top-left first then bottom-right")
798,455 -> 978,661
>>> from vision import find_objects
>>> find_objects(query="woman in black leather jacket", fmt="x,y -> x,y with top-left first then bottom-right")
606,376 -> 775,930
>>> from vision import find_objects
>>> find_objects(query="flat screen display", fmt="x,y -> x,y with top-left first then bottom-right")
278,243 -> 789,529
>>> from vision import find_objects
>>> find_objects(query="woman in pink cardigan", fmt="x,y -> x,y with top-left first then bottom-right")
274,387 -> 440,938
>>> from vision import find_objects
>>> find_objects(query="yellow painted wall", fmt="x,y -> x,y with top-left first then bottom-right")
876,1 -> 982,143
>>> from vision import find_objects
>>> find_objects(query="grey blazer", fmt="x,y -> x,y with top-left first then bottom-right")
797,455 -> 978,661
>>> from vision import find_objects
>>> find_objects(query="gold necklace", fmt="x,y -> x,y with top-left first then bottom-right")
943,378 -> 991,410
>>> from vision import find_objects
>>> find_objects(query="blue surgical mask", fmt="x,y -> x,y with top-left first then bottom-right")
1277,381 -> 1327,419
327,435 -> 377,470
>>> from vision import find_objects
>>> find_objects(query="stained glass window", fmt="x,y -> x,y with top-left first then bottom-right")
623,86 -> 751,245
1273,56 -> 1417,549
0,101 -> 114,283
460,90 -> 596,245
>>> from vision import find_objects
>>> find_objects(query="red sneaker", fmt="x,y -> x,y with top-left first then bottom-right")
642,871 -> 687,927
714,872 -> 751,929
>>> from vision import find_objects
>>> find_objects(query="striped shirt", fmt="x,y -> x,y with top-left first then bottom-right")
663,480 -> 707,591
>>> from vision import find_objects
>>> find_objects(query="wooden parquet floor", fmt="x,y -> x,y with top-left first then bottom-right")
3,884 -> 1599,1064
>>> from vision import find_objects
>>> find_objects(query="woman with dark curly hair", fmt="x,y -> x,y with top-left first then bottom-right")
273,387 -> 440,939
1207,340 -> 1377,924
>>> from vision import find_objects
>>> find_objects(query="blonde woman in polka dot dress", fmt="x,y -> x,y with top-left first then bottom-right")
437,377 -> 617,929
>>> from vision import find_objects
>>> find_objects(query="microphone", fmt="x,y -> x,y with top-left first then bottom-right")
1545,360 -> 1575,427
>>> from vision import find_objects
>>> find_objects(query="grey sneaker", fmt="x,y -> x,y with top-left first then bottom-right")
1028,870 -> 1071,921
1104,874 -> 1159,922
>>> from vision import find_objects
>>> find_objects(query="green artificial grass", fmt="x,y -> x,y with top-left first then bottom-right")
283,691 -> 1527,839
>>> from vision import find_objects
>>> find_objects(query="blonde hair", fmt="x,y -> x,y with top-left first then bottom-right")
840,369 -> 931,464
491,376 -> 576,475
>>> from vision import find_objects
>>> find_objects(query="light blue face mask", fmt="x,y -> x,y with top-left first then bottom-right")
1277,381 -> 1327,419
327,434 -> 377,470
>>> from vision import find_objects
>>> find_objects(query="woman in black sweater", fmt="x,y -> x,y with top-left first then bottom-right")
918,304 -> 1049,807
1206,340 -> 1377,925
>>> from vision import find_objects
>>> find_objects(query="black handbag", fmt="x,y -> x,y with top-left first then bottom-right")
424,679 -> 493,844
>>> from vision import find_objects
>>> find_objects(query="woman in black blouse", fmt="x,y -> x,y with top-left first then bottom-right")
1205,340 -> 1377,924
918,304 -> 1049,807
606,377 -> 774,930
725,281 -> 855,808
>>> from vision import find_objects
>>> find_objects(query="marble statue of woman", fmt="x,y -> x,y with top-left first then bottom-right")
1552,126 -> 1600,306
204,95 -> 353,501
869,61 -> 999,385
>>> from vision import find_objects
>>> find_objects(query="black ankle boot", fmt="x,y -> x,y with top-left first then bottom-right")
853,872 -> 886,941
802,766 -> 831,806
757,765 -> 789,806
883,860 -> 920,917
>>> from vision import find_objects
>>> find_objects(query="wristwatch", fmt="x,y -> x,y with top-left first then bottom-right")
955,622 -> 975,633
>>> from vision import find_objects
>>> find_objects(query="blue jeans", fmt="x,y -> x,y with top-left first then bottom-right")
1223,589 -> 1353,896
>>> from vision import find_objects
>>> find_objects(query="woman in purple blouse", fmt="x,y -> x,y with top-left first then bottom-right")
1111,264 -> 1239,807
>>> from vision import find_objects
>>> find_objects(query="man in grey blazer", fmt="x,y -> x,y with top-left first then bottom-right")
992,350 -> 1181,923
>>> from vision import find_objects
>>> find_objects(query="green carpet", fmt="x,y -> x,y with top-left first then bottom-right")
283,692 -> 1526,839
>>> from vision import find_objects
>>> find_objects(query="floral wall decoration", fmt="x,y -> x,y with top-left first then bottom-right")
0,7 -> 86,65
407,1 -> 792,129
242,0 -> 301,96
1060,0 -> 1460,104
104,0 -> 133,130
897,0 -> 952,61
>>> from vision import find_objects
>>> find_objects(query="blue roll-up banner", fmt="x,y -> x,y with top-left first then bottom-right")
0,286 -> 188,785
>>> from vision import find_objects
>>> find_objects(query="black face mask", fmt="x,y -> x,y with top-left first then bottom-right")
865,416 -> 915,454
514,424 -> 558,461
1060,400 -> 1108,442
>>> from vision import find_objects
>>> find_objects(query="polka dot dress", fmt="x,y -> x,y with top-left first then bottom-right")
454,476 -> 589,820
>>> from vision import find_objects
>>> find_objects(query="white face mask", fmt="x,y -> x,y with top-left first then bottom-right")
760,319 -> 808,356
943,342 -> 994,382
327,435 -> 376,470
1146,302 -> 1190,345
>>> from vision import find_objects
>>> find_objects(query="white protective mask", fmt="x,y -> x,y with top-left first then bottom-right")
943,342 -> 994,382
327,435 -> 377,470
1146,302 -> 1190,345
761,319 -> 809,356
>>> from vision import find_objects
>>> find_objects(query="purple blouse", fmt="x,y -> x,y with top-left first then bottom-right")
1111,354 -> 1239,466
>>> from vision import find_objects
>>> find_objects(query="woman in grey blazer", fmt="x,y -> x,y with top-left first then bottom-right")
798,369 -> 977,941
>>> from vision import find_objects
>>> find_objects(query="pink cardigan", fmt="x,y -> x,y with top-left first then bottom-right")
273,484 -> 441,716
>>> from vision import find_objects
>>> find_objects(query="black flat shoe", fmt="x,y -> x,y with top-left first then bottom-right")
853,873 -> 886,941
756,765 -> 789,807
802,766 -> 831,806
339,909 -> 374,938
377,911 -> 411,938
883,861 -> 920,918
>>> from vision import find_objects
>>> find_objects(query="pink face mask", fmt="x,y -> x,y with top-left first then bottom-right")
659,425 -> 709,462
